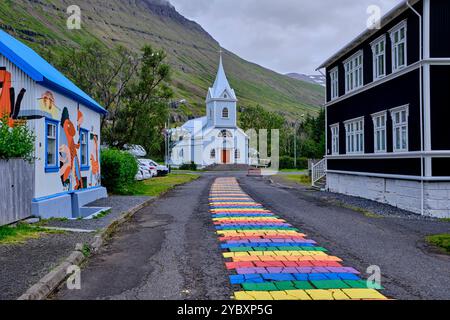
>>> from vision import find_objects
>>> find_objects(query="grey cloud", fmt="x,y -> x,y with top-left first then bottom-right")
170,0 -> 402,74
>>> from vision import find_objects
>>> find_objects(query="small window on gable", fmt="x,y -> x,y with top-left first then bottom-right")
219,130 -> 233,138
222,107 -> 229,119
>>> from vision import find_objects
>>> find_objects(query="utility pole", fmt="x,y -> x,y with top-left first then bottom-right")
294,114 -> 305,169
294,121 -> 298,169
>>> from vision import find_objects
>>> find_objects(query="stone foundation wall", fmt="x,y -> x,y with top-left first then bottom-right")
327,173 -> 450,218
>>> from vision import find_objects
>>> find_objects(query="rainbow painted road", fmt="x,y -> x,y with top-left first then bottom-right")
210,178 -> 388,300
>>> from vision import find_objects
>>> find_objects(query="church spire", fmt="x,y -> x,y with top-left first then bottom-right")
208,50 -> 237,101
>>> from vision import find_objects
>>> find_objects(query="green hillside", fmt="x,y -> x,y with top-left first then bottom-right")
0,0 -> 324,122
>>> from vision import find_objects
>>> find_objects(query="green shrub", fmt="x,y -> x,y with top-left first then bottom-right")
0,118 -> 35,161
179,162 -> 197,171
297,157 -> 308,170
279,156 -> 295,170
101,149 -> 138,194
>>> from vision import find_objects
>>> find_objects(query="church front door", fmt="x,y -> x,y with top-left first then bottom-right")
221,149 -> 231,164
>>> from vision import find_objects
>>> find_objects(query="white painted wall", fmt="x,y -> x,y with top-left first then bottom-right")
327,173 -> 450,218
33,84 -> 101,199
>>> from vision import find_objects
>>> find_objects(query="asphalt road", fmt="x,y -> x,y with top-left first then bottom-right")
55,172 -> 450,300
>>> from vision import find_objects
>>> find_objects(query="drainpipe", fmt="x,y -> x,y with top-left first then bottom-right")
317,68 -> 327,159
407,0 -> 424,216
317,68 -> 328,188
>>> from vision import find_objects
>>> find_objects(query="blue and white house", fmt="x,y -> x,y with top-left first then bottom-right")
170,55 -> 250,168
0,30 -> 108,219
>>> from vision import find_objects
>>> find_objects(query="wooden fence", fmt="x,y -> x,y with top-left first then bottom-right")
0,159 -> 34,226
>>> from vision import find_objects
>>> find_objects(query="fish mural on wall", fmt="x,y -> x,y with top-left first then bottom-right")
90,134 -> 100,187
59,106 -> 84,191
0,67 -> 26,126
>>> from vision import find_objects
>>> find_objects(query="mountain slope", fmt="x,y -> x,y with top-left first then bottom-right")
286,73 -> 326,87
0,0 -> 324,121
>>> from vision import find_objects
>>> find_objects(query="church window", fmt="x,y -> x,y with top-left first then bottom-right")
219,130 -> 233,138
235,149 -> 240,159
210,149 -> 216,159
222,108 -> 229,119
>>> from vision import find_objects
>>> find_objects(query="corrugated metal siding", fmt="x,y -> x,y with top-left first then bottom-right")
0,53 -> 37,111
0,159 -> 34,226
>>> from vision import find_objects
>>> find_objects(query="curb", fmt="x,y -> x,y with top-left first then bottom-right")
17,198 -> 155,300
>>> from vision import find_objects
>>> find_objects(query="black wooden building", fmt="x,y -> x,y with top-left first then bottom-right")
318,0 -> 450,217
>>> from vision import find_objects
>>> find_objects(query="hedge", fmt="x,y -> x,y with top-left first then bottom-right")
179,162 -> 198,171
279,156 -> 308,170
101,149 -> 138,194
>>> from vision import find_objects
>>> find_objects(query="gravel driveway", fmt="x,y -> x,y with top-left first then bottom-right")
0,196 -> 152,300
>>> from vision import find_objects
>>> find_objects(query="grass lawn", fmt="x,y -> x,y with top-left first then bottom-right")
426,234 -> 450,254
282,174 -> 312,186
123,174 -> 200,197
0,223 -> 59,245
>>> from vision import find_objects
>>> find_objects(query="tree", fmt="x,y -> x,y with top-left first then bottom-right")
298,108 -> 325,159
56,42 -> 173,156
56,42 -> 139,131
110,46 -> 173,154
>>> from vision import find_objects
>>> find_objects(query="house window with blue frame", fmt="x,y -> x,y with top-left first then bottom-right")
80,129 -> 90,170
45,119 -> 59,172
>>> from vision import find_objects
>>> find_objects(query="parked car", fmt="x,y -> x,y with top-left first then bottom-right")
138,159 -> 158,177
124,144 -> 147,158
135,168 -> 145,181
149,159 -> 169,176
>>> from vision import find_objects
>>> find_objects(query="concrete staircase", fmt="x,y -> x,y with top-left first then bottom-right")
313,176 -> 327,191
205,164 -> 253,172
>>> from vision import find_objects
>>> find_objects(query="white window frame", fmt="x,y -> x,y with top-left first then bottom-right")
371,35 -> 386,81
330,124 -> 339,155
371,111 -> 387,153
390,105 -> 409,153
45,120 -> 58,168
329,67 -> 339,100
344,117 -> 365,154
390,21 -> 407,73
344,51 -> 364,93
222,107 -> 229,119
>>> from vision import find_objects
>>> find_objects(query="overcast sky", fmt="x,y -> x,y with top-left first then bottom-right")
170,0 -> 403,75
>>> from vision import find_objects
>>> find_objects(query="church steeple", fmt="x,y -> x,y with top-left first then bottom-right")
207,51 -> 237,102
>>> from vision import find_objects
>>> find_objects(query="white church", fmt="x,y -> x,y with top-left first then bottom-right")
170,55 -> 250,168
